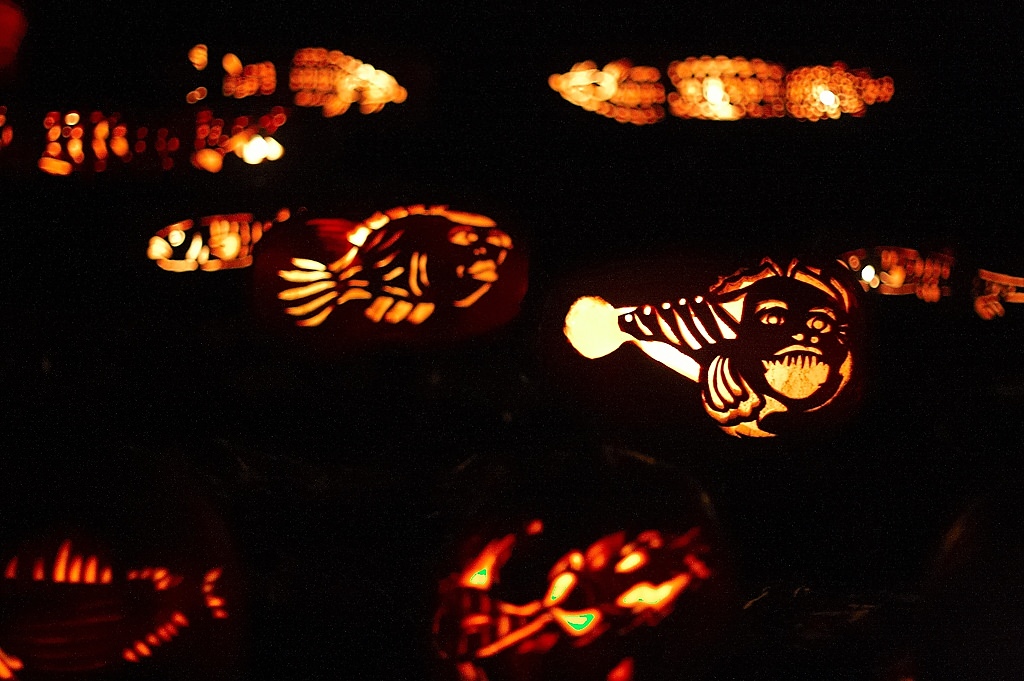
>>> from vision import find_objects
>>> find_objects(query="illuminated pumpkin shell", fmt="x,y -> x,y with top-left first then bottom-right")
0,449 -> 240,680
558,255 -> 863,438
433,517 -> 727,681
252,205 -> 528,351
431,448 -> 733,681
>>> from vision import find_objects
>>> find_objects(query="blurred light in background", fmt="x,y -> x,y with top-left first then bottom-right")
549,60 -> 665,125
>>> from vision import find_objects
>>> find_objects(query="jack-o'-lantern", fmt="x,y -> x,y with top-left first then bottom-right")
430,448 -> 734,681
838,247 -> 954,303
562,256 -> 862,438
147,208 -> 292,272
973,268 -> 1024,320
252,204 -> 528,352
0,445 -> 241,680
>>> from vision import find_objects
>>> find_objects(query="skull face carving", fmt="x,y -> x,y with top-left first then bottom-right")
724,276 -> 852,409
564,257 -> 859,437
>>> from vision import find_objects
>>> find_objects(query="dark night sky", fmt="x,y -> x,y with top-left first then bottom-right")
2,2 -> 1024,680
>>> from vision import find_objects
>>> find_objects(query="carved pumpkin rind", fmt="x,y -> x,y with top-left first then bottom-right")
252,205 -> 528,352
433,519 -> 719,681
562,255 -> 863,438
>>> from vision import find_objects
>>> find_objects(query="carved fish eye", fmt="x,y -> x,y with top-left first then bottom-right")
448,227 -> 479,246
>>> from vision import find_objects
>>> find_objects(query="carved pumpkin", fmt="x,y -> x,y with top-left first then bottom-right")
147,208 -> 292,272
0,446 -> 240,680
561,255 -> 862,438
252,204 -> 528,352
430,448 -> 734,681
973,268 -> 1024,320
434,520 -> 716,681
838,247 -> 954,303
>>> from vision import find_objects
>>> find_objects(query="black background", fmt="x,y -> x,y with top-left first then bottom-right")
1,2 -> 1023,679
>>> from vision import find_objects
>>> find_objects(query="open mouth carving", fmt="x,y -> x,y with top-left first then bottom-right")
762,351 -> 830,399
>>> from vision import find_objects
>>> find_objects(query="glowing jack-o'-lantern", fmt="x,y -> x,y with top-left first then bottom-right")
563,257 -> 861,437
667,56 -> 786,120
0,446 -> 240,680
253,204 -> 527,350
147,208 -> 292,272
433,519 -> 716,681
0,538 -> 229,678
839,247 -> 954,303
973,269 -> 1024,320
549,60 -> 666,125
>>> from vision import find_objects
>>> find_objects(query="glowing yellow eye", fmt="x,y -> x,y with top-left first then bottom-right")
759,311 -> 784,325
807,316 -> 831,333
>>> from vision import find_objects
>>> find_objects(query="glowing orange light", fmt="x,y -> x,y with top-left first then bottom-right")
435,522 -> 712,681
290,48 -> 407,116
550,59 -> 665,125
459,534 -> 515,590
188,44 -> 208,70
785,62 -> 894,120
565,257 -> 858,437
973,268 -> 1024,320
840,247 -> 953,301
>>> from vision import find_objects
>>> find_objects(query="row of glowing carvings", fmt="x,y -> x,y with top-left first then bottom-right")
145,205 -> 1021,441
0,50 -> 895,177
0,539 -> 227,679
549,57 -> 894,124
29,45 -> 407,176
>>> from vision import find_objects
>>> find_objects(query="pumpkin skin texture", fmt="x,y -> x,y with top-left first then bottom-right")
560,255 -> 863,438
252,205 -> 528,353
430,451 -> 735,681
0,445 -> 241,680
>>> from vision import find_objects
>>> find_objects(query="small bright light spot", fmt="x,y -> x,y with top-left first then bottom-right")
189,44 -> 208,70
168,229 -> 185,247
193,148 -> 223,173
242,135 -> 268,164
222,53 -> 243,76
818,89 -> 838,107
861,265 -> 876,283
703,77 -> 726,104
64,112 -> 80,126
264,136 -> 284,160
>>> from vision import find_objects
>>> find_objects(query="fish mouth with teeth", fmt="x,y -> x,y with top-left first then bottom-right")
761,345 -> 830,400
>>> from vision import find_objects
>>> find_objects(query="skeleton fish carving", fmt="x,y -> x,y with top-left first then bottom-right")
564,257 -> 859,437
0,538 -> 228,678
274,205 -> 514,328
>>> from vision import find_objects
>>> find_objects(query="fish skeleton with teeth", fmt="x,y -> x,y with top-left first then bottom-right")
273,205 -> 514,328
0,538 -> 228,679
564,257 -> 858,437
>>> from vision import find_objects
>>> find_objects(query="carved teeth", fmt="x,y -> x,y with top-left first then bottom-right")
762,354 -> 820,370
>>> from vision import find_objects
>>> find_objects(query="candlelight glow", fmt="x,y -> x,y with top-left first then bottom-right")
565,257 -> 858,437
1,537 -> 228,673
290,48 -> 407,116
148,208 -> 290,272
973,269 -> 1024,320
785,63 -> 894,120
549,59 -> 665,125
668,56 -> 785,120
839,247 -> 953,301
434,520 -> 712,681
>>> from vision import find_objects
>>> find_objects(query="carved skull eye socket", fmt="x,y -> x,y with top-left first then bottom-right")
807,315 -> 832,334
759,310 -> 785,326
448,227 -> 478,246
